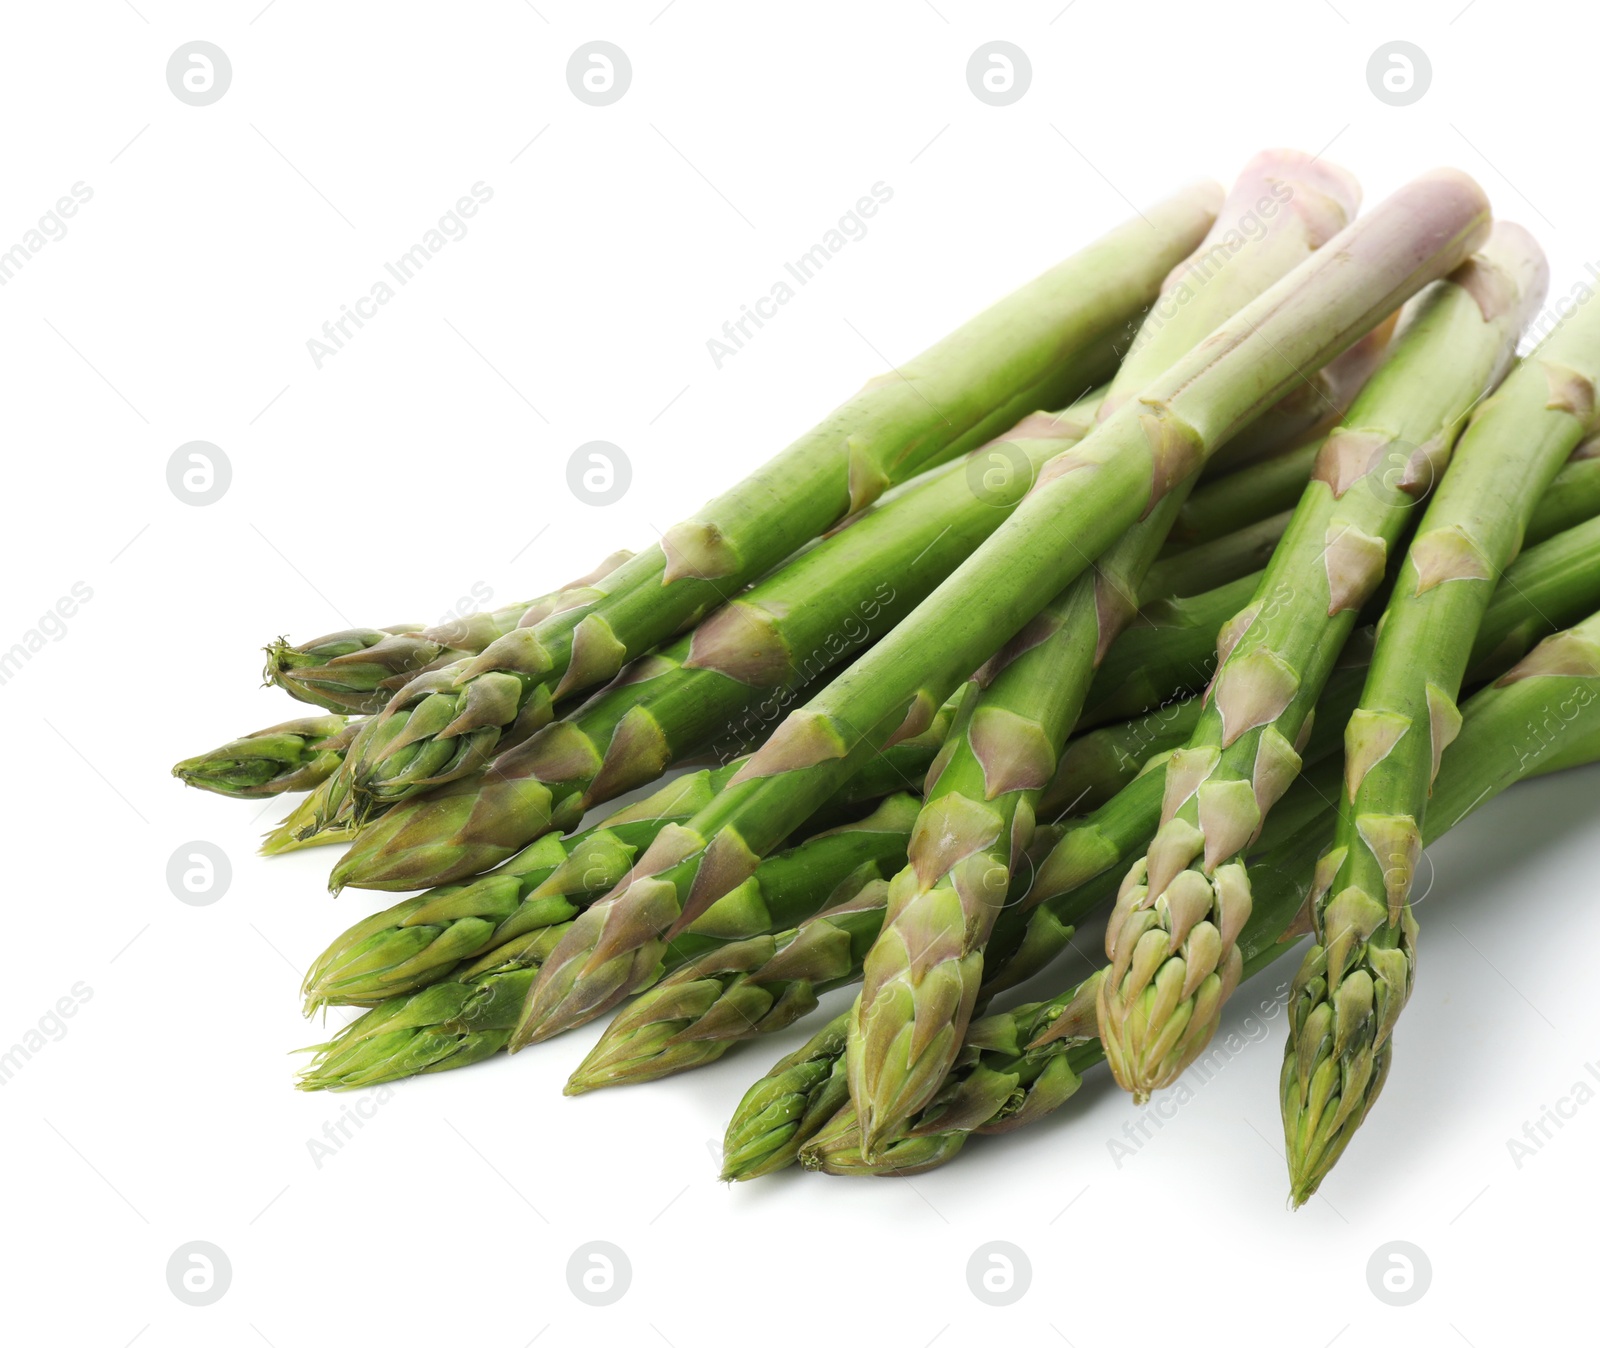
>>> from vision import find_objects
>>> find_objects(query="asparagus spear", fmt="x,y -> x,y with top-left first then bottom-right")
1283,300 -> 1600,1205
1143,510 -> 1294,599
264,552 -> 634,714
297,795 -> 920,1088
306,761 -> 736,1008
800,981 -> 1107,1176
342,194 -> 1221,820
260,778 -> 354,854
722,586 -> 1600,1180
172,715 -> 355,799
843,150 -> 1364,1155
1467,512 -> 1600,677
755,768 -> 1343,1179
720,1013 -> 854,1180
1525,437 -> 1600,544
303,706 -> 958,1008
1170,437 -> 1323,546
567,880 -> 893,1093
1023,505 -> 1600,930
1039,695 -> 1205,819
1088,481 -> 1600,737
809,653 -> 1600,1177
1201,315 -> 1397,475
1096,222 -> 1546,1102
337,467 -> 1388,890
567,776 -> 1130,1095
327,394 -> 1105,892
1080,574 -> 1259,725
1170,421 -> 1593,555
297,928 -> 568,1088
511,170 -> 1493,1051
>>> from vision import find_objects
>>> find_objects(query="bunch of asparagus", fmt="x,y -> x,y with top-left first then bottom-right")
176,150 -> 1600,1206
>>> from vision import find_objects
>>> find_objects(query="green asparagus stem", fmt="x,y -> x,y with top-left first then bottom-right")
1087,485 -> 1600,738
1039,696 -> 1206,820
1170,438 -> 1323,547
513,170 -> 1492,1052
1525,437 -> 1600,545
1202,313 -> 1398,476
1022,505 -> 1600,945
327,394 -> 1106,892
342,195 -> 1221,820
1178,426 -> 1593,556
172,715 -> 355,799
807,663 -> 1600,1176
1468,513 -> 1600,678
264,552 -> 633,714
567,881 -> 893,1093
260,778 -> 354,854
843,150 -> 1364,1156
722,747 -> 1322,1176
1143,510 -> 1294,599
720,1013 -> 854,1180
767,771 -> 1342,1178
302,697 -> 959,1009
1097,222 -> 1545,1102
304,763 -> 744,1008
800,980 -> 1107,1177
297,795 -> 920,1089
297,927 -> 569,1089
1283,298 -> 1600,1206
1080,575 -> 1259,725
572,767 -> 1146,1097
267,625 -> 462,716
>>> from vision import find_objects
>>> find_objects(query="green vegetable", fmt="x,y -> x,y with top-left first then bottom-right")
512,170 -> 1493,1053
341,194 -> 1220,819
1284,294 -> 1600,1206
264,552 -> 632,714
297,795 -> 921,1089
844,150 -> 1363,1156
1097,222 -> 1544,1102
172,715 -> 355,799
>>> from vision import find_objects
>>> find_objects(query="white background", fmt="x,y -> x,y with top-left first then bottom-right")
3,2 -> 1598,1344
